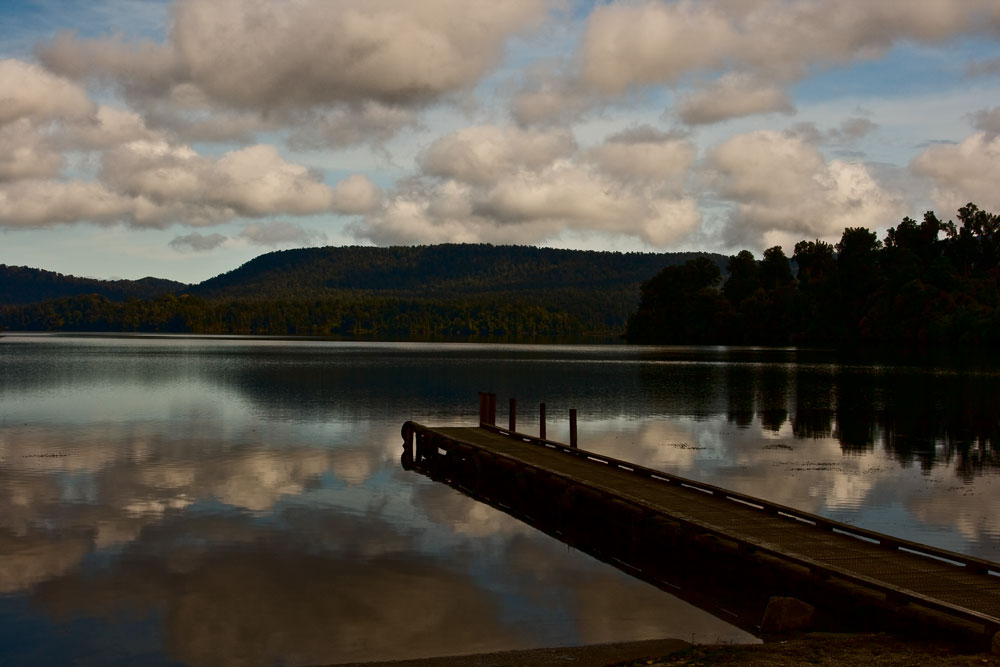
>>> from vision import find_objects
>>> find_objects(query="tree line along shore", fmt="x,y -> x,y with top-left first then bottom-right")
2,204 -> 997,346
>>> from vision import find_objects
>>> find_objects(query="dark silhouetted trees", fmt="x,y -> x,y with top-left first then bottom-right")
625,204 -> 1000,347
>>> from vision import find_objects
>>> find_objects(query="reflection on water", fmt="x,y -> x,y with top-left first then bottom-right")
1,334 -> 998,665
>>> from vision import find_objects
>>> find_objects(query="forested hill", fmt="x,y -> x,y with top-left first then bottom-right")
186,244 -> 718,300
0,264 -> 187,306
1,245 -> 725,339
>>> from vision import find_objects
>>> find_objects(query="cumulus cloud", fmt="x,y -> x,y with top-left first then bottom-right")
581,1 -> 1000,93
330,174 -> 382,214
0,58 -> 93,126
587,125 -> 695,185
676,73 -> 794,125
169,232 -> 227,252
54,105 -> 160,150
706,130 -> 900,248
0,137 -> 341,230
421,125 -> 576,185
37,31 -> 179,95
969,106 -> 1000,139
289,103 -> 418,149
357,124 -> 699,247
38,0 -> 546,115
239,221 -> 326,248
509,61 -> 598,127
0,119 -> 64,181
911,132 -> 1000,212
101,142 -> 335,218
502,0 -> 1000,126
0,179 -> 133,229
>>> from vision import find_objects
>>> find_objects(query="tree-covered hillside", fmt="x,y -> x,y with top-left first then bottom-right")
1,245 -> 724,339
186,244 -> 715,300
0,265 -> 187,306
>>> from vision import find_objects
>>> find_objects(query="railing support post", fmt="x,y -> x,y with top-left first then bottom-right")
539,402 -> 546,440
488,393 -> 497,426
569,408 -> 578,448
478,392 -> 488,425
509,397 -> 517,432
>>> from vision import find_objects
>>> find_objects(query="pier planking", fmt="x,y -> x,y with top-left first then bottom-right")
401,395 -> 1000,643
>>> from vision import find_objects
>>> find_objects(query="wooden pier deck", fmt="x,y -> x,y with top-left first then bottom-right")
401,397 -> 1000,644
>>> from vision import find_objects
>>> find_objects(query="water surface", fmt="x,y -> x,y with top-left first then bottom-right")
1,334 -> 998,665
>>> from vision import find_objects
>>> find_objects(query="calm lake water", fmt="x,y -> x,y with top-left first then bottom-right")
1,334 -> 998,666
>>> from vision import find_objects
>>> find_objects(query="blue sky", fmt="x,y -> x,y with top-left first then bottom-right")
2,0 -> 999,284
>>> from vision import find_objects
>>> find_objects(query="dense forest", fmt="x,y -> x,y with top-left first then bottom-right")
0,264 -> 186,305
625,204 -> 1000,346
1,245 -> 720,340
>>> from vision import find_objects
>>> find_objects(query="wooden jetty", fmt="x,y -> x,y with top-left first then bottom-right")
402,393 -> 1000,646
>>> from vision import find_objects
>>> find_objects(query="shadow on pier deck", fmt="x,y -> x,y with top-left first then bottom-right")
401,393 -> 1000,649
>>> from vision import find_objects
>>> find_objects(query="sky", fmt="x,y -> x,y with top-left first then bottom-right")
1,0 -> 999,285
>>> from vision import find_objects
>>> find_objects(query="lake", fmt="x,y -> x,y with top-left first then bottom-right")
1,334 -> 998,665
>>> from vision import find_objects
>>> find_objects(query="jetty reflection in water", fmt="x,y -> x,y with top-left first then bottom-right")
1,335 -> 998,665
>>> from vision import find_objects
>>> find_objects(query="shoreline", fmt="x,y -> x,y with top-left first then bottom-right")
328,633 -> 1000,667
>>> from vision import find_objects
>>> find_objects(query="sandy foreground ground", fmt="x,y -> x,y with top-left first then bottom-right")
329,633 -> 1000,667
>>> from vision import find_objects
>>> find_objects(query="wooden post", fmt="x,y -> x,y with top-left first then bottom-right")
569,408 -> 578,448
488,393 -> 497,426
478,392 -> 487,425
539,402 -> 546,440
509,397 -> 517,432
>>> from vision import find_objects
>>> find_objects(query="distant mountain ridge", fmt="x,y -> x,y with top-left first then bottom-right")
1,245 -> 726,338
186,244 -> 722,300
0,264 -> 188,306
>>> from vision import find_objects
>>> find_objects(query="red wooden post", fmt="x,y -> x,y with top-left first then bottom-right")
569,408 -> 578,448
478,392 -> 487,425
509,397 -> 517,432
539,402 -> 546,439
488,393 -> 497,425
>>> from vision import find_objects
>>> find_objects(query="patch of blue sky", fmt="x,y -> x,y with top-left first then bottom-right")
793,40 -> 999,102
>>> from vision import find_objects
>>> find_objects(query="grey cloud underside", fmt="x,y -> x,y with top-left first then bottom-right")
36,0 -> 547,113
169,231 -> 227,252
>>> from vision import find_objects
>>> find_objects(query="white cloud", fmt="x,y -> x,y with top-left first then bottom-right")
0,119 -> 64,181
38,0 -> 547,113
358,124 -> 700,248
354,121 -> 701,247
541,0 -> 1000,128
239,221 -> 327,248
331,174 -> 383,215
676,73 -> 794,125
0,138 -> 340,230
707,130 -> 900,248
587,125 -> 695,185
55,105 -> 160,150
0,58 -> 93,126
101,141 -> 336,217
421,125 -> 577,185
582,0 -> 1000,93
911,132 -> 1000,213
0,179 -> 133,229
